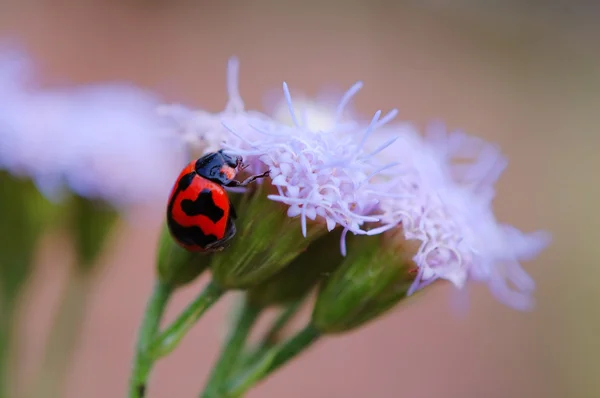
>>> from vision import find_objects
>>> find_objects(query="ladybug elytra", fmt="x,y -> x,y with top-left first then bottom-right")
166,150 -> 269,252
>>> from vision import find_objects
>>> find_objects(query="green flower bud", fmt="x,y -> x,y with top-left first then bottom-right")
246,229 -> 343,308
69,196 -> 119,272
312,234 -> 417,334
157,221 -> 210,287
210,186 -> 327,290
0,172 -> 57,301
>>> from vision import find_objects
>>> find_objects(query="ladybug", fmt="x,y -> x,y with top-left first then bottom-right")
166,150 -> 269,252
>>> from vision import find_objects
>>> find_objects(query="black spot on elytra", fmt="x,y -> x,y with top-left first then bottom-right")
177,172 -> 196,191
167,220 -> 219,248
180,188 -> 225,224
137,384 -> 146,397
167,207 -> 218,248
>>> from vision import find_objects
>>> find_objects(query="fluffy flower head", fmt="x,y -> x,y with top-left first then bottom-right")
371,122 -> 551,310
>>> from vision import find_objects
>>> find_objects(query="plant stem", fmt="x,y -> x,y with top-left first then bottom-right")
226,324 -> 321,398
201,300 -> 261,398
129,281 -> 173,398
261,300 -> 303,350
0,298 -> 16,398
28,268 -> 94,398
241,300 -> 304,369
150,280 -> 224,359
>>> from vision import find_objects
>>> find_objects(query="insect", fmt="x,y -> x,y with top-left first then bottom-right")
166,150 -> 269,252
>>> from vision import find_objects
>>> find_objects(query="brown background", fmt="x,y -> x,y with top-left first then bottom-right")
1,1 -> 599,397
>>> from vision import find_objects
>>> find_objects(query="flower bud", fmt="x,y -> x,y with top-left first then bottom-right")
0,172 -> 56,300
210,186 -> 326,290
312,233 -> 417,334
246,229 -> 343,308
157,221 -> 210,287
69,195 -> 119,272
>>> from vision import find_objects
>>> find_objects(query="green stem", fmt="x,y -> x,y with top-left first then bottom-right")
201,300 -> 261,398
0,299 -> 16,398
261,300 -> 303,350
29,268 -> 94,398
241,300 -> 304,369
129,281 -> 173,398
226,324 -> 321,398
150,280 -> 224,359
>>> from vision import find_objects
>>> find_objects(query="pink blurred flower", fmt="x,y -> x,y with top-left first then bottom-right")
0,46 -> 183,209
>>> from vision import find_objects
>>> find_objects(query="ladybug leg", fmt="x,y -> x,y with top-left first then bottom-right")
225,170 -> 270,187
239,170 -> 270,185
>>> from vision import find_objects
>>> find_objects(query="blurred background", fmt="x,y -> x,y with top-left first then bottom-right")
1,1 -> 598,397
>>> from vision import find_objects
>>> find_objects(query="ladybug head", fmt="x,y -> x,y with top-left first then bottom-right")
217,149 -> 243,170
194,150 -> 256,185
215,150 -> 249,183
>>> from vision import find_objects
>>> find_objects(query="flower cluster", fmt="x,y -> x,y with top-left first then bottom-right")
161,62 -> 401,249
366,122 -> 551,309
0,45 -> 183,209
160,56 -> 550,310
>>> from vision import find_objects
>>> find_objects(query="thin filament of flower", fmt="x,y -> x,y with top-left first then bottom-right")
300,189 -> 317,237
225,56 -> 244,113
373,109 -> 399,129
340,227 -> 350,256
282,82 -> 300,127
249,123 -> 289,137
221,122 -> 258,147
359,136 -> 399,161
365,162 -> 401,182
365,223 -> 396,236
334,81 -> 363,126
355,110 -> 382,157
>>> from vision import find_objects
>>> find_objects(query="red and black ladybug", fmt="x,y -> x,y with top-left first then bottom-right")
167,150 -> 269,252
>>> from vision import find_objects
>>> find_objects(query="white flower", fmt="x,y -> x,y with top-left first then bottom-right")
0,47 -> 183,209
